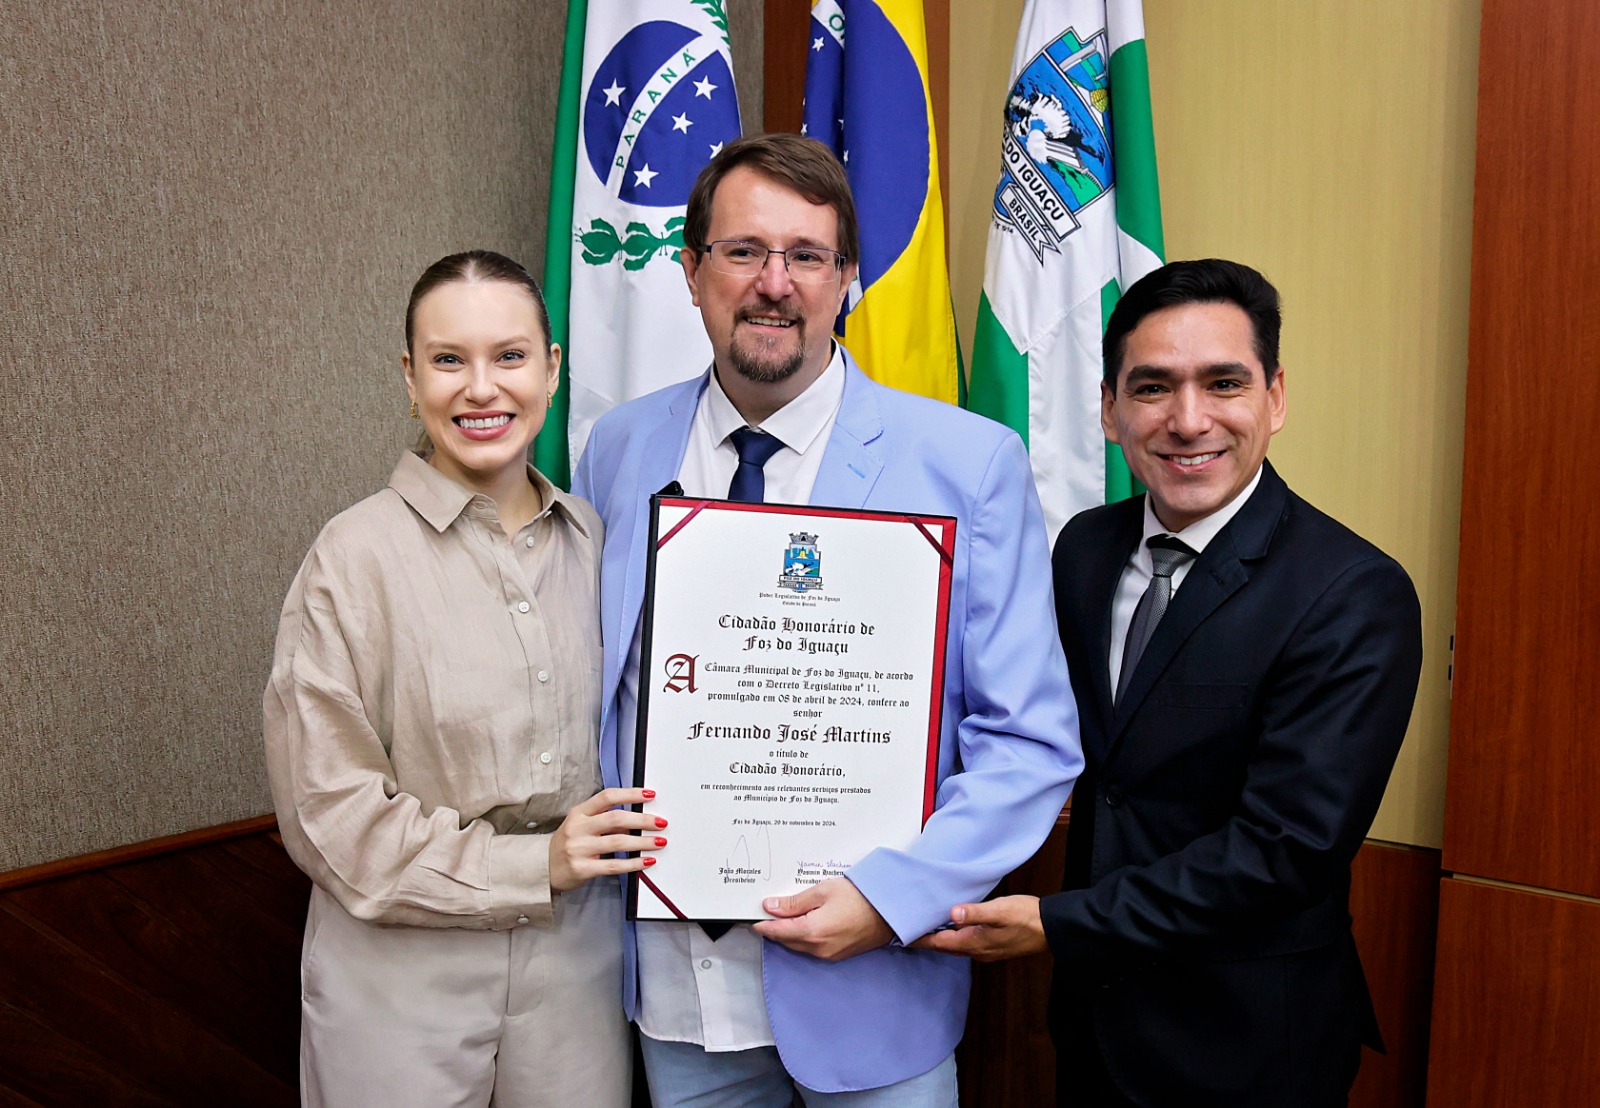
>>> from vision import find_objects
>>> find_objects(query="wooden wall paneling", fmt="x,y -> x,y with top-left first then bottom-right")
1348,842 -> 1441,1108
0,998 -> 174,1107
0,1079 -> 47,1108
0,830 -> 305,1105
0,902 -> 288,1106
957,815 -> 1068,1107
215,833 -> 318,932
4,870 -> 299,1079
1426,878 -> 1600,1107
1443,0 -> 1600,897
102,846 -> 307,997
763,1 -> 810,132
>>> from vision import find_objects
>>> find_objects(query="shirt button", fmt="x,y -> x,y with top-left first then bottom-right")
527,821 -> 538,829
537,670 -> 550,683
516,601 -> 531,614
525,536 -> 536,548
700,959 -> 713,970
516,915 -> 530,925
539,752 -> 553,765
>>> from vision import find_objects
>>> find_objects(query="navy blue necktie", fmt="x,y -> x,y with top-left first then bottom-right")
1116,535 -> 1197,704
727,427 -> 784,502
694,427 -> 784,942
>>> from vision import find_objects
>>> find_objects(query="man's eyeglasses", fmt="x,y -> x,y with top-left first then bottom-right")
701,240 -> 846,283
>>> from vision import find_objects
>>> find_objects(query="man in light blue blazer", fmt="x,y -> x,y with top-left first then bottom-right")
573,133 -> 1082,1105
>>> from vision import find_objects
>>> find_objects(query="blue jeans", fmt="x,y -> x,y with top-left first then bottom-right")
638,1034 -> 958,1107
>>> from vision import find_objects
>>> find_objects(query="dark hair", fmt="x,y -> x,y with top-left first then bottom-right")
405,250 -> 552,354
683,133 -> 860,267
1102,259 -> 1282,388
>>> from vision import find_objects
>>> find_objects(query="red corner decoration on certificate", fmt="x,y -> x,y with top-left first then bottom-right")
629,496 -> 956,923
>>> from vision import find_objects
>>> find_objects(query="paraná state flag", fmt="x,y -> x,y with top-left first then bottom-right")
966,0 -> 1165,535
535,0 -> 743,486
802,0 -> 959,404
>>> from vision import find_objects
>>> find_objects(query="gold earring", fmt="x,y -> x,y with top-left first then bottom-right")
409,399 -> 419,420
547,392 -> 555,409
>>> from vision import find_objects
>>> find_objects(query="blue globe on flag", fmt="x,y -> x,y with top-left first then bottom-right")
582,21 -> 742,208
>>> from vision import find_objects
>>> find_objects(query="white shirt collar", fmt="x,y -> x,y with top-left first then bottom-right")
1140,464 -> 1265,554
704,343 -> 845,455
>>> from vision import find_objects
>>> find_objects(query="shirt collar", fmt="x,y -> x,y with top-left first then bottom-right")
388,451 -> 593,539
1140,463 -> 1265,555
706,343 -> 845,455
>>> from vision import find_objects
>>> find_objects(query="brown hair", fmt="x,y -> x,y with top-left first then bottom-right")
405,249 -> 551,354
405,250 -> 552,457
683,133 -> 859,266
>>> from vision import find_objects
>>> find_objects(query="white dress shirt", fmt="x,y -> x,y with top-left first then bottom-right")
620,347 -> 845,1050
1107,466 -> 1264,692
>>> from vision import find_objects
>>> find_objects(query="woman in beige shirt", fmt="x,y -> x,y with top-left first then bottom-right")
264,250 -> 659,1107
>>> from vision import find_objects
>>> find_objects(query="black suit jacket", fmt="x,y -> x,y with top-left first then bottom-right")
1041,462 -> 1423,1107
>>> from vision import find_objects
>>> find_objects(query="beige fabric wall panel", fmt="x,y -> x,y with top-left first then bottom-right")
948,0 -> 1478,848
0,1 -> 764,872
1139,0 -> 1477,849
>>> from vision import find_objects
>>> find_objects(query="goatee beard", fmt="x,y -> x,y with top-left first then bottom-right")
729,321 -> 805,383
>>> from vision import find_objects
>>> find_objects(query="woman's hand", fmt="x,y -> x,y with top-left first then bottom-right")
549,787 -> 667,893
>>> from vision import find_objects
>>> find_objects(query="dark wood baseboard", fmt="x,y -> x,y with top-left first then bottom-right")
0,814 -> 280,893
0,826 -> 305,1106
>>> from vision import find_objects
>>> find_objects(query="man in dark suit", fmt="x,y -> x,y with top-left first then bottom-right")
919,259 -> 1423,1106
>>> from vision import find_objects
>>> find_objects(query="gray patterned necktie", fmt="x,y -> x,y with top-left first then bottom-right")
1116,536 -> 1197,704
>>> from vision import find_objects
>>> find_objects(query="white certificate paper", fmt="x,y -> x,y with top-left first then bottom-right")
629,497 -> 955,922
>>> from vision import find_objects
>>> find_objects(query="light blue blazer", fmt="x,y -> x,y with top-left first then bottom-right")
573,355 -> 1082,1093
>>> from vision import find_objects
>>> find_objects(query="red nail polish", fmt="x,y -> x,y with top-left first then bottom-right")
655,817 -> 668,829
641,789 -> 656,799
643,857 -> 656,867
654,837 -> 668,847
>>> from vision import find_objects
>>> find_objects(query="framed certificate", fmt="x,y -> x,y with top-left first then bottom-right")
628,495 -> 956,923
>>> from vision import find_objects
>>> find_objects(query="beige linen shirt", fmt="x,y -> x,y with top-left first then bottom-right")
265,452 -> 603,930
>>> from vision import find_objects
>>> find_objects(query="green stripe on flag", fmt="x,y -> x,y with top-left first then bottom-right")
968,290 -> 1029,446
532,0 -> 587,490
1108,39 -> 1164,260
1100,277 -> 1143,503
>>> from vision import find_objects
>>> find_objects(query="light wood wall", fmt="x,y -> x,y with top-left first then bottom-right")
947,0 -> 1480,848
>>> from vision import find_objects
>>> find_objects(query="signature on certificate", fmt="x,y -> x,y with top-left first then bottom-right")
721,825 -> 772,884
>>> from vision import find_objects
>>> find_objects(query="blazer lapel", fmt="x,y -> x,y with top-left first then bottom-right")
612,375 -> 705,677
1083,505 -> 1142,735
1108,463 -> 1288,739
808,355 -> 884,509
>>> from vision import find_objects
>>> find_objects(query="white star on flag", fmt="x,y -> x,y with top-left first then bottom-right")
710,141 -> 724,157
602,80 -> 625,106
672,112 -> 693,133
693,75 -> 717,99
812,36 -> 824,51
633,164 -> 658,188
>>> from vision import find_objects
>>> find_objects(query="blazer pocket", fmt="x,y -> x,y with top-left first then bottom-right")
1151,682 -> 1250,710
